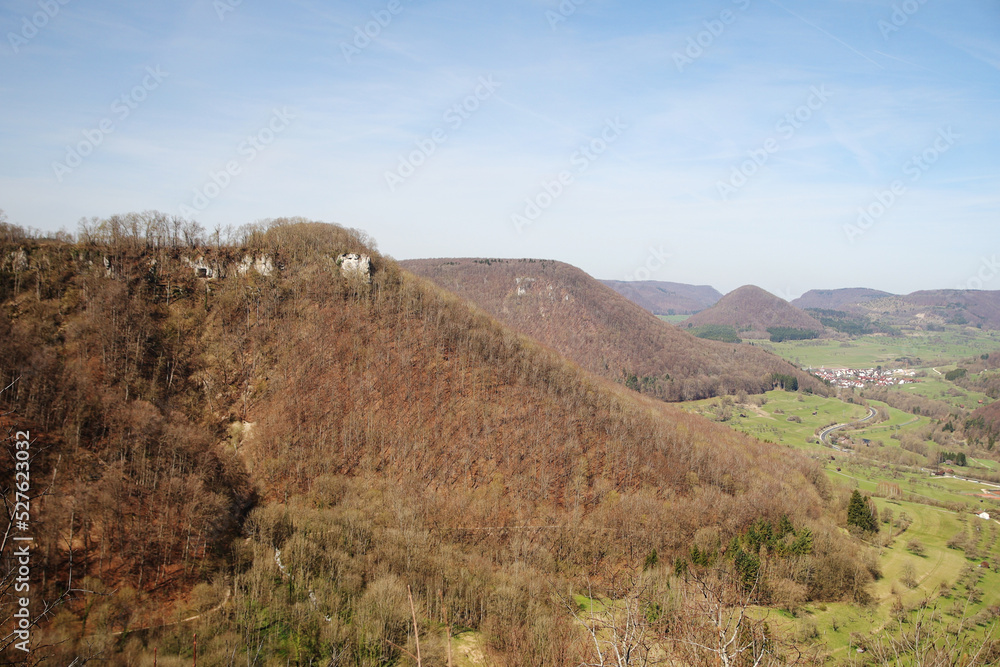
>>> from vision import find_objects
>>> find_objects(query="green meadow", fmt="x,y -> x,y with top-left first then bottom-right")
753,326 -> 999,369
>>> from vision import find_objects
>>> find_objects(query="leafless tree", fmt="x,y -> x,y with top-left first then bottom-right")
562,571 -> 669,666
671,562 -> 775,667
0,425 -> 91,664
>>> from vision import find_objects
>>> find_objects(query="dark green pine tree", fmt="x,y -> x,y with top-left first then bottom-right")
847,489 -> 877,532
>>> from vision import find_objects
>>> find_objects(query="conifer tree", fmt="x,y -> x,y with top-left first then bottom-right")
847,489 -> 877,532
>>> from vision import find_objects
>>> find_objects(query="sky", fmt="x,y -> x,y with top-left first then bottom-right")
1,0 -> 998,298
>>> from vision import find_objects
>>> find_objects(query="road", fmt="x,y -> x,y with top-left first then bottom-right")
819,406 -> 877,446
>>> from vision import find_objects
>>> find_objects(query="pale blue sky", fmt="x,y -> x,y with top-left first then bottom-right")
1,0 -> 998,297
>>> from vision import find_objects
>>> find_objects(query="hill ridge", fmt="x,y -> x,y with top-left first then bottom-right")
600,279 -> 722,315
400,258 -> 824,400
684,284 -> 825,338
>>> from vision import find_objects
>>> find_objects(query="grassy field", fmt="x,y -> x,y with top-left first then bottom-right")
656,314 -> 690,325
675,329 -> 1000,661
897,374 -> 993,410
849,401 -> 925,440
753,326 -> 1000,369
772,466 -> 1000,659
683,390 -> 890,453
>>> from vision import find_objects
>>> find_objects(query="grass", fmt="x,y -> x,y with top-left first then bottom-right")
769,471 -> 1000,660
656,314 -> 691,325
683,390 -> 870,453
898,375 -> 993,410
573,594 -> 612,614
753,326 -> 1000,369
676,330 -> 1000,661
827,463 -> 997,509
452,630 -> 488,667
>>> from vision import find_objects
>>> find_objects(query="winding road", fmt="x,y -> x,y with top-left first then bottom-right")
819,406 -> 877,447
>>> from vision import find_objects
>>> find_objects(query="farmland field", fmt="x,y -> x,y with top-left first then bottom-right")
752,326 -> 1000,369
679,324 -> 1000,661
656,314 -> 690,325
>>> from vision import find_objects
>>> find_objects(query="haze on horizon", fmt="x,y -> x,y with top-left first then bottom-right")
1,0 -> 998,299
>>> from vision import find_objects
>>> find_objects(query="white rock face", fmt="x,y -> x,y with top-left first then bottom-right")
183,256 -> 215,278
337,253 -> 372,283
7,249 -> 28,272
237,254 -> 274,276
515,276 -> 535,296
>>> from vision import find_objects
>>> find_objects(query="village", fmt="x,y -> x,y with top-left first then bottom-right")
810,366 -> 919,388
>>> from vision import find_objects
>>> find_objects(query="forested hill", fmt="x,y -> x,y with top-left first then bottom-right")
792,287 -> 895,310
685,284 -> 826,339
600,279 -> 722,315
400,258 -> 824,400
1,218 -> 865,665
793,287 -> 1000,329
865,290 -> 1000,329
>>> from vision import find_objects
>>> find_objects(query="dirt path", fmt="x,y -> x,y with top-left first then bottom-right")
111,588 -> 231,637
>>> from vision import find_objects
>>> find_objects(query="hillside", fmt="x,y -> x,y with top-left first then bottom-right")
966,398 -> 1000,446
794,288 -> 1000,330
600,279 -> 721,315
684,284 -> 826,340
863,289 -> 1000,329
792,287 -> 895,310
0,219 -> 863,665
400,258 -> 824,401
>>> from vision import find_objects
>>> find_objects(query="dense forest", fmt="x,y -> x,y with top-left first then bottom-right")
0,216 -> 888,664
401,258 -> 825,402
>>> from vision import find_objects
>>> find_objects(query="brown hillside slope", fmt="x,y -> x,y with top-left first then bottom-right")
1,221 -> 861,665
400,258 -> 823,401
600,279 -> 721,315
966,401 -> 1000,445
685,284 -> 826,338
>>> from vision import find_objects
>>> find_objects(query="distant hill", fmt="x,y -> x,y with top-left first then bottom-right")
401,258 -> 824,400
684,285 -> 826,340
600,280 -> 722,315
793,288 -> 1000,330
861,290 -> 1000,329
792,288 -> 895,310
